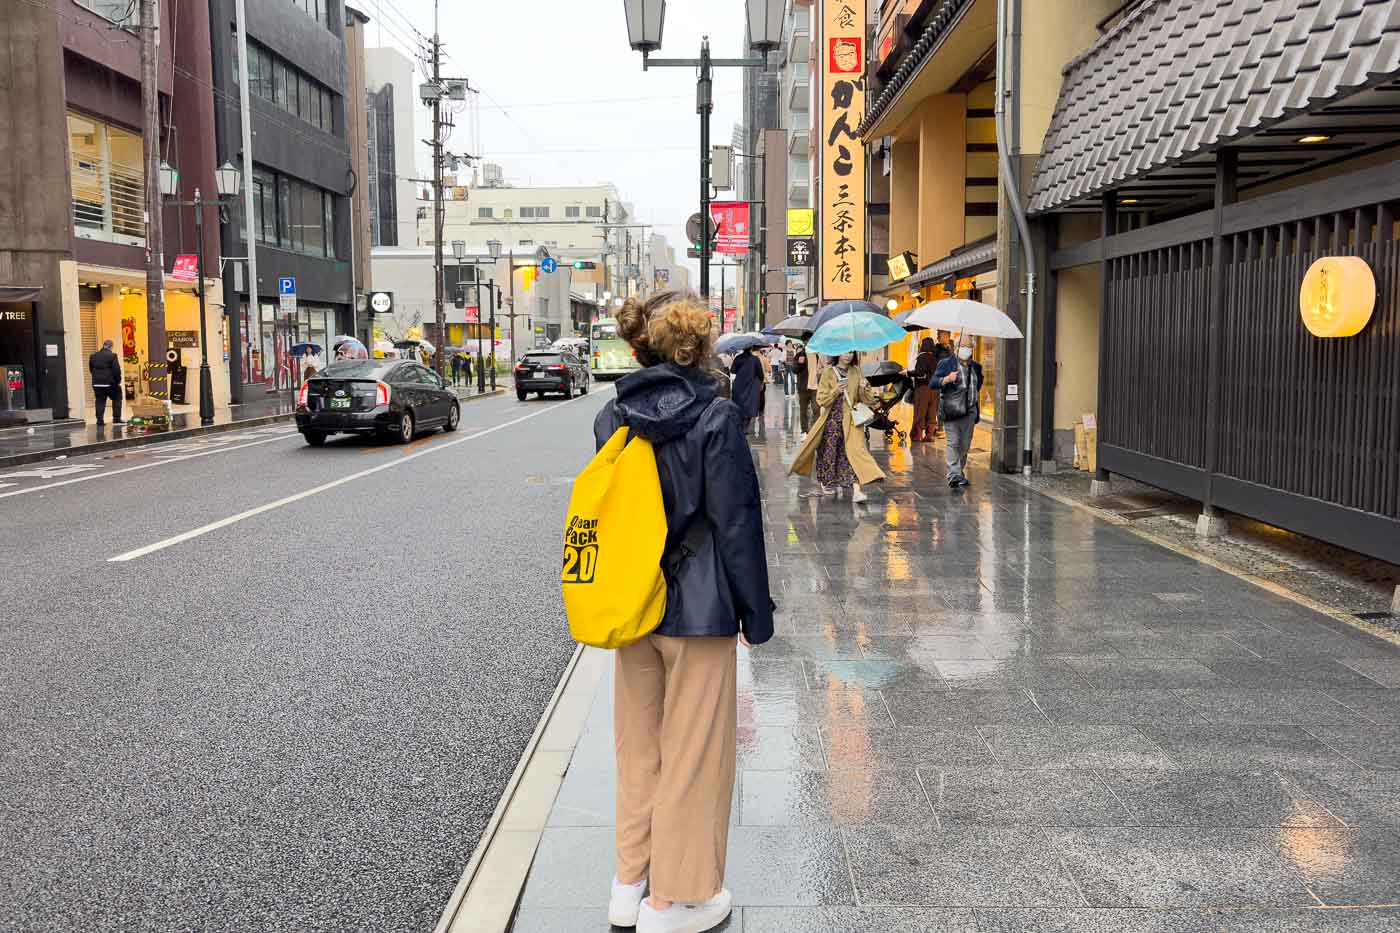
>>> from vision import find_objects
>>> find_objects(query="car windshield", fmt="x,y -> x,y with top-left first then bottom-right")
318,360 -> 395,379
591,324 -> 617,340
524,354 -> 563,365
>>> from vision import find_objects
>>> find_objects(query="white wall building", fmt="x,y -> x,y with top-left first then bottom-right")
364,47 -> 419,249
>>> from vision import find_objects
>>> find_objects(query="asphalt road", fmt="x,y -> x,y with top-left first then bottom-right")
0,387 -> 614,932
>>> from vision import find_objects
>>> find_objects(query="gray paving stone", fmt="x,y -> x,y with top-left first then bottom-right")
743,906 -> 979,931
1305,725 -> 1400,770
1171,689 -> 1369,726
1104,634 -> 1264,661
1273,828 -> 1400,906
1320,688 -> 1400,724
1030,689 -> 1209,726
823,724 -> 994,769
1138,725 -> 1356,771
509,907 -> 743,932
803,658 -> 948,692
1336,657 -> 1400,688
1205,658 -> 1390,690
921,767 -> 1135,827
736,725 -> 826,771
1066,658 -> 1231,689
741,682 -> 894,729
1047,827 -> 1318,907
882,687 -> 1050,727
1099,769 -> 1342,828
1209,908 -> 1400,931
723,826 -> 855,906
843,824 -> 1084,907
978,723 -> 1178,770
745,634 -> 868,660
517,827 -> 624,909
1281,769 -> 1400,833
935,658 -> 1092,691
973,907 -> 1218,931
740,769 -> 933,826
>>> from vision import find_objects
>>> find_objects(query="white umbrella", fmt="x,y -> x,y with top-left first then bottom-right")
901,298 -> 1024,338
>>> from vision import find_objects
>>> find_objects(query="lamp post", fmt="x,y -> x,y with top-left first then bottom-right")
162,160 -> 241,426
623,0 -> 782,300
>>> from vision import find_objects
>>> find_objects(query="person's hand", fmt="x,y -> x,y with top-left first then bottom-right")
942,371 -> 959,385
739,633 -> 753,648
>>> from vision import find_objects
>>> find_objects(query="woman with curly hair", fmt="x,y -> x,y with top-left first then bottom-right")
593,291 -> 774,933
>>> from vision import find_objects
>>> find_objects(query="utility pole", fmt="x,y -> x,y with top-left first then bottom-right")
233,0 -> 258,405
139,0 -> 167,401
430,6 -> 446,377
698,38 -> 712,299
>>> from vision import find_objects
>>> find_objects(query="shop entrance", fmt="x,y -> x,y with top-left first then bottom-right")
0,290 -> 42,413
241,300 -> 338,392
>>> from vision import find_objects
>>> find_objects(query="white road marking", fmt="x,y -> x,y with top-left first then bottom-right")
0,432 -> 299,500
108,388 -> 610,562
0,464 -> 101,480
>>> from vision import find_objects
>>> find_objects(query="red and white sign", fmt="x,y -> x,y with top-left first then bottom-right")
722,307 -> 737,329
709,201 -> 750,255
464,306 -> 480,323
171,255 -> 198,282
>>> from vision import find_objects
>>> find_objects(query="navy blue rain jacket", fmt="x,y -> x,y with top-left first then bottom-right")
729,351 -> 764,419
594,363 -> 775,644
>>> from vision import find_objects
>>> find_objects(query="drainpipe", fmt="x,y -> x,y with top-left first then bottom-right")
996,0 -> 1036,474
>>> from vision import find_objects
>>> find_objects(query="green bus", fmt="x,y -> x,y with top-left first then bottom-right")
589,318 -> 641,379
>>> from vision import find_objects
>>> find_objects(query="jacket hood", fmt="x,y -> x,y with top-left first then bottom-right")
613,363 -> 718,443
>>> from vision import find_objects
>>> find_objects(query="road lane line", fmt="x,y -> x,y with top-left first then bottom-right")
0,432 -> 300,500
108,388 -> 611,562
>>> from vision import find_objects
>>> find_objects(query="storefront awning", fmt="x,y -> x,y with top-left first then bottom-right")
859,0 -> 987,141
900,239 -> 998,291
0,286 -> 42,303
1030,0 -> 1400,213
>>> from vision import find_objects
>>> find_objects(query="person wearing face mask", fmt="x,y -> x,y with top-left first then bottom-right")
789,351 -> 884,502
932,334 -> 984,488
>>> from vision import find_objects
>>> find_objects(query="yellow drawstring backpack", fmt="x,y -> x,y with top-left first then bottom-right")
561,427 -> 668,648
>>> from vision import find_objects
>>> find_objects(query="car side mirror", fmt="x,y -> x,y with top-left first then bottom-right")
439,375 -> 450,389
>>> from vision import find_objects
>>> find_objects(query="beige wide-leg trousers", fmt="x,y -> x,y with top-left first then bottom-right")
614,633 -> 737,903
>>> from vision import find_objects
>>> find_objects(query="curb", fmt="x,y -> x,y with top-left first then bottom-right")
433,643 -> 610,933
1013,476 -> 1400,650
0,389 -> 506,470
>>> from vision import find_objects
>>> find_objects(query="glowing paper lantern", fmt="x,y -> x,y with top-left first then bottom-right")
1299,256 -> 1376,338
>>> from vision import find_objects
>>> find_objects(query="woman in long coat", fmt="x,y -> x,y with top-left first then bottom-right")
730,348 -> 764,431
790,352 -> 884,502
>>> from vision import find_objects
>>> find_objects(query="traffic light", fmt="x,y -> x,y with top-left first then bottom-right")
572,260 -> 597,270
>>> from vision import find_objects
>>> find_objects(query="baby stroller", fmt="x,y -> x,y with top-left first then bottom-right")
861,361 -> 912,448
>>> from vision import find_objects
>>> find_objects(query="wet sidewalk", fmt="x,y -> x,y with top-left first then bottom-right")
510,389 -> 1400,932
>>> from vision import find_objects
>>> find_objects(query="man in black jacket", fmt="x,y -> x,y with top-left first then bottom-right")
89,339 -> 123,425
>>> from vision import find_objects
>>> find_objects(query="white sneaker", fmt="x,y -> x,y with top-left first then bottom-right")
852,484 -> 868,503
817,484 -> 835,496
637,890 -> 733,933
609,877 -> 648,927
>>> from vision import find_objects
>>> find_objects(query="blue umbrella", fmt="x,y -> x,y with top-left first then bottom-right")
807,299 -> 886,335
807,312 -> 906,356
290,342 -> 323,357
714,332 -> 769,355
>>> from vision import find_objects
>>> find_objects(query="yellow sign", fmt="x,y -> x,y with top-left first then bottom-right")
820,0 -> 867,302
887,250 -> 913,282
1299,256 -> 1376,337
522,267 -> 535,292
787,208 -> 815,237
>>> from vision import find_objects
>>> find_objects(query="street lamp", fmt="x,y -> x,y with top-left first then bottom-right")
622,0 -> 782,299
486,239 -> 502,260
164,161 -> 242,425
451,240 -> 466,262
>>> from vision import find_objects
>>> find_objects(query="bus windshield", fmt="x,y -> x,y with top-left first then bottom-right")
591,322 -> 618,341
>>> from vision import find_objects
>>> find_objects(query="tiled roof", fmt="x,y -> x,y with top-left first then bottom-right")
857,0 -> 975,137
1028,0 -> 1400,213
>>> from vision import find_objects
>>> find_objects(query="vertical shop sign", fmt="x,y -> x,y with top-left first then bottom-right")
121,316 -> 138,363
708,201 -> 751,254
820,0 -> 866,302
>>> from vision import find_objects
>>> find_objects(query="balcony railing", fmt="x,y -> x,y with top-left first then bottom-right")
786,62 -> 810,112
71,151 -> 146,247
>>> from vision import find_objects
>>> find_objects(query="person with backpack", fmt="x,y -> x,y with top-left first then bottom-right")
586,291 -> 773,933
909,336 -> 941,442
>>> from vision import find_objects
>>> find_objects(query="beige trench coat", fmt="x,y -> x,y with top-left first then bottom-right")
790,367 -> 885,485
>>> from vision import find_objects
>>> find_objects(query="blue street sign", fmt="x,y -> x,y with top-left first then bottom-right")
279,276 -> 296,295
540,257 -> 558,274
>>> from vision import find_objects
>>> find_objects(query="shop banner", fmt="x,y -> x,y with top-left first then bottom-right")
722,307 -> 737,330
171,255 -> 198,282
820,0 -> 867,302
709,201 -> 750,255
787,208 -> 815,237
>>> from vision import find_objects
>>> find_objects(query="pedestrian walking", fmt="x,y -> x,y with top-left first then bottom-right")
933,334 -> 984,488
451,354 -> 462,386
782,341 -> 797,396
792,343 -> 815,435
462,353 -> 473,387
766,345 -> 784,386
729,347 -> 764,432
790,352 -> 884,502
88,339 -> 123,426
909,337 -> 941,442
595,291 -> 773,933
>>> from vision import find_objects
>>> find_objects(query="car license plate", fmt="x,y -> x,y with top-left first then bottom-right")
329,397 -> 350,409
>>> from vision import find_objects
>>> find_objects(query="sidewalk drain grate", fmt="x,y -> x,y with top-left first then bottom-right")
1354,611 -> 1396,621
1120,507 -> 1174,520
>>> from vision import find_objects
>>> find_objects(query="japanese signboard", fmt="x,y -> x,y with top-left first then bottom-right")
820,0 -> 867,302
171,255 -> 198,282
787,208 -> 815,237
709,201 -> 751,254
787,238 -> 814,267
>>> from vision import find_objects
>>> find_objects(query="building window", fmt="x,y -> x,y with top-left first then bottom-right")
75,0 -> 140,27
585,205 -> 603,218
519,239 -> 534,247
290,0 -> 333,29
67,111 -> 145,246
503,208 -> 514,218
477,206 -> 494,218
520,206 -> 549,219
249,165 -> 337,259
565,205 -> 581,218
234,37 -> 336,133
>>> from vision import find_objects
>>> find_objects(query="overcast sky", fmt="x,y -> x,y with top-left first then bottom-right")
361,0 -> 754,280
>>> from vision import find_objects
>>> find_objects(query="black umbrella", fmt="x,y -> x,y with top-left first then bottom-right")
862,360 -> 906,387
807,299 -> 886,336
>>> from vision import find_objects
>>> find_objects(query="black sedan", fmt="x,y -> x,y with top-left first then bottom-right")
514,350 -> 590,400
295,359 -> 460,446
